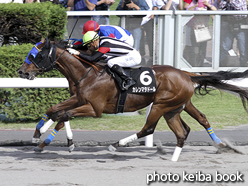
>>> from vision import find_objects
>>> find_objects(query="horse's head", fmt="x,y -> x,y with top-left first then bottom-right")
22,38 -> 59,80
17,39 -> 45,79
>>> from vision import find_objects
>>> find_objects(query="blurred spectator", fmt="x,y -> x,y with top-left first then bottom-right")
67,0 -> 97,39
93,0 -> 115,25
116,0 -> 149,51
183,0 -> 192,9
185,0 -> 217,67
182,0 -> 192,64
57,0 -> 69,7
219,0 -> 248,67
153,0 -> 173,10
139,0 -> 154,66
153,0 -> 183,10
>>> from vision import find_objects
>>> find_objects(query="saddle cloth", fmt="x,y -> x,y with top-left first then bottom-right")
115,67 -> 157,94
112,66 -> 157,113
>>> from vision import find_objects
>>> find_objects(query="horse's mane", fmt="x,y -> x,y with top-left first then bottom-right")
52,40 -> 68,50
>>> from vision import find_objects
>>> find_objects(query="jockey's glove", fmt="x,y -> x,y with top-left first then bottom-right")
67,48 -> 80,55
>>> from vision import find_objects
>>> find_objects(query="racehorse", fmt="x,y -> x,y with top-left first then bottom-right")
21,39 -> 248,161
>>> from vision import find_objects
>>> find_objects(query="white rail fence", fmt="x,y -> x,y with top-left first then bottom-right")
0,78 -> 68,88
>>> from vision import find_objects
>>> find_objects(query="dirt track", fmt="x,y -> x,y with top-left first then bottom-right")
0,144 -> 247,186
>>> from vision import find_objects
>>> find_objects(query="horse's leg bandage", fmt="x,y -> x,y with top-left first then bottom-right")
171,146 -> 182,162
36,114 -> 49,130
64,121 -> 73,140
44,129 -> 58,145
207,127 -> 222,144
119,134 -> 138,146
40,119 -> 54,134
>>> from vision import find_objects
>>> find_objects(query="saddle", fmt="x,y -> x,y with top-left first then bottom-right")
107,66 -> 157,113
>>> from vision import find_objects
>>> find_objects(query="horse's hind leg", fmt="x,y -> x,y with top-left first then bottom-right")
184,100 -> 224,146
108,104 -> 162,151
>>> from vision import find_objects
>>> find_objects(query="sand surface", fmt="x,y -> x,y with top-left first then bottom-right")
0,143 -> 247,186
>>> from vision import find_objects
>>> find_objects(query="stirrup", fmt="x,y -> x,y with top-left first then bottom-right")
122,79 -> 135,90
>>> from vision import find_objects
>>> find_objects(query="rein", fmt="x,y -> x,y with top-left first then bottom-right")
72,54 -> 101,86
74,67 -> 93,86
72,54 -> 100,72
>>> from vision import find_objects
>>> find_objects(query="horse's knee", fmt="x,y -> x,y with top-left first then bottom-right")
59,112 -> 71,123
51,110 -> 65,121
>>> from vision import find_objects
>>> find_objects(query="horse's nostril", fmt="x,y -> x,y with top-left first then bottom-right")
24,73 -> 29,77
18,70 -> 23,75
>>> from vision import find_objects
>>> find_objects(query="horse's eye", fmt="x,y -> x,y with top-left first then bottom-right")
29,54 -> 34,61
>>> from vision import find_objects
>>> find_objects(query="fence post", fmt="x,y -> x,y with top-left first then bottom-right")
145,103 -> 153,147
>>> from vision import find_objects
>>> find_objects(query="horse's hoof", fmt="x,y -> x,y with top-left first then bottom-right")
108,145 -> 117,152
218,142 -> 226,147
34,146 -> 43,152
68,144 -> 75,153
31,137 -> 41,144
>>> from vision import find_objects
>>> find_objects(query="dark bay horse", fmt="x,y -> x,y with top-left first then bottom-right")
22,39 -> 248,161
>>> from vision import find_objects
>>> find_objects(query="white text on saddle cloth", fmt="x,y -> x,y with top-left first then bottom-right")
132,86 -> 156,93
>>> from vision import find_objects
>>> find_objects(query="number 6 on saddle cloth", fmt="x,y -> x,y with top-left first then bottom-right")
109,67 -> 157,113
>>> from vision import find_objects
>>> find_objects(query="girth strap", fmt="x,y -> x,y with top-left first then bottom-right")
116,91 -> 128,113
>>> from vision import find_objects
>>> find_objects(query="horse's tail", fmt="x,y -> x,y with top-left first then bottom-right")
190,69 -> 248,112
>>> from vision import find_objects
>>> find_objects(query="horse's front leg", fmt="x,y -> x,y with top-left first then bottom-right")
34,120 -> 65,152
31,95 -> 78,143
34,103 -> 98,152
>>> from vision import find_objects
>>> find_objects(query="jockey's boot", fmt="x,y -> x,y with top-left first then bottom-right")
111,64 -> 136,90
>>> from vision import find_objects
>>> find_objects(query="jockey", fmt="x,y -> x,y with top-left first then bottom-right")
83,20 -> 134,47
67,31 -> 141,91
69,20 -> 134,51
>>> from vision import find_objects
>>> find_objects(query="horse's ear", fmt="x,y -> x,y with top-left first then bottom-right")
41,38 -> 45,43
45,37 -> 50,49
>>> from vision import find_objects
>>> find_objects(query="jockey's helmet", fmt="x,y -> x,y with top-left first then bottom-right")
83,31 -> 99,46
82,20 -> 100,35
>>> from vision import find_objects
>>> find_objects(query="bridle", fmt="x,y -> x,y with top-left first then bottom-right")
31,40 -> 103,87
32,43 -> 59,72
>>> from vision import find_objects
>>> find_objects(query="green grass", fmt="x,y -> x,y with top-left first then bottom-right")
0,90 -> 247,131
